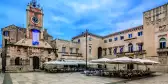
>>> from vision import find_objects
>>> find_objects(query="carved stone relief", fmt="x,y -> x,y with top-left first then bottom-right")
159,25 -> 166,32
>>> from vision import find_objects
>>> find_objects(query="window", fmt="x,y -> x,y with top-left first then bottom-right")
138,44 -> 143,51
128,43 -> 133,52
109,48 -> 112,55
89,37 -> 92,41
15,57 -> 20,65
104,49 -> 107,56
62,47 -> 66,52
76,48 -> 79,53
120,36 -> 124,40
120,47 -> 123,53
109,39 -> 112,42
48,50 -> 51,54
104,40 -> 107,43
114,37 -> 118,41
78,39 -> 80,43
128,34 -> 132,38
89,46 -> 92,54
138,31 -> 143,36
48,58 -> 51,61
32,29 -> 40,45
159,38 -> 166,49
113,48 -> 117,54
70,48 -> 73,53
3,31 -> 9,36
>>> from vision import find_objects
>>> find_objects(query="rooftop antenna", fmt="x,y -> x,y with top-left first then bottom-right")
32,0 -> 37,7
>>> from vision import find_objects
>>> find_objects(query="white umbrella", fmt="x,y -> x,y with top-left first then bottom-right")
107,57 -> 133,64
45,60 -> 78,65
141,59 -> 160,65
132,58 -> 144,64
132,58 -> 160,65
90,58 -> 110,63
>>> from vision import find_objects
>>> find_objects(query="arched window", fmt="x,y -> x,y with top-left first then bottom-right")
138,44 -> 143,51
120,47 -> 123,53
113,48 -> 117,54
159,38 -> 166,49
128,43 -> 133,52
78,39 -> 80,43
15,57 -> 20,65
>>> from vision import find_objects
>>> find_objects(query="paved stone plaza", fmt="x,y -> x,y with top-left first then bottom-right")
9,72 -> 123,84
0,73 -> 4,84
0,72 -> 168,84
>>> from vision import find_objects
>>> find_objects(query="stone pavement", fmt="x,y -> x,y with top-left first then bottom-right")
0,73 -> 4,84
9,72 -> 124,84
117,73 -> 168,84
4,72 -> 168,84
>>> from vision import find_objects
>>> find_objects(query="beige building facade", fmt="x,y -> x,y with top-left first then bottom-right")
54,3 -> 168,72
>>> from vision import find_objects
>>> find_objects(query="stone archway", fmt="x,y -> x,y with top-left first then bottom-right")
98,47 -> 102,68
15,57 -> 20,65
33,56 -> 40,69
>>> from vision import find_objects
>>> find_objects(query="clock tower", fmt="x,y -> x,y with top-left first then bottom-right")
26,0 -> 44,45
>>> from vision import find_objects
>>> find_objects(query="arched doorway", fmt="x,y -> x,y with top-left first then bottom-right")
98,47 -> 102,68
15,57 -> 20,65
127,57 -> 134,70
98,47 -> 102,59
33,56 -> 40,69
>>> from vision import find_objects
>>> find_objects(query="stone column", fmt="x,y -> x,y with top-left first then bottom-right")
134,55 -> 136,58
30,57 -> 33,66
40,29 -> 44,40
143,54 -> 146,59
40,57 -> 42,68
6,57 -> 10,66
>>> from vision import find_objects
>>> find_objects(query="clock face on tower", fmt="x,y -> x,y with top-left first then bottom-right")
31,16 -> 39,24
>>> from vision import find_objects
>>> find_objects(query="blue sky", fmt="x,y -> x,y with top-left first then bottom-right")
0,0 -> 168,43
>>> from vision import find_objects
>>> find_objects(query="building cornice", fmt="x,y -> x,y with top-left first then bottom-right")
72,25 -> 143,40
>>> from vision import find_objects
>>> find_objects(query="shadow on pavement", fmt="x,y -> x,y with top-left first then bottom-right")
3,73 -> 13,84
105,74 -> 162,84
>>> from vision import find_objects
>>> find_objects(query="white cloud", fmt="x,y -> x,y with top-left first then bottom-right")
108,11 -> 124,18
116,18 -> 143,31
49,29 -> 64,36
98,30 -> 112,36
68,2 -> 100,14
51,16 -> 70,24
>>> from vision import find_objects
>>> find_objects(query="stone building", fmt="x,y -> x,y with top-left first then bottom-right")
51,39 -> 82,60
53,3 -> 168,72
1,0 -> 57,71
1,0 -> 168,72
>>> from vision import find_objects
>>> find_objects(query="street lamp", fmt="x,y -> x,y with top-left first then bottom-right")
83,29 -> 89,70
2,39 -> 7,73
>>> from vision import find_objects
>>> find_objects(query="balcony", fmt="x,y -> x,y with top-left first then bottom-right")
116,50 -> 146,56
58,52 -> 69,54
157,47 -> 168,53
61,52 -> 82,57
124,37 -> 137,41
